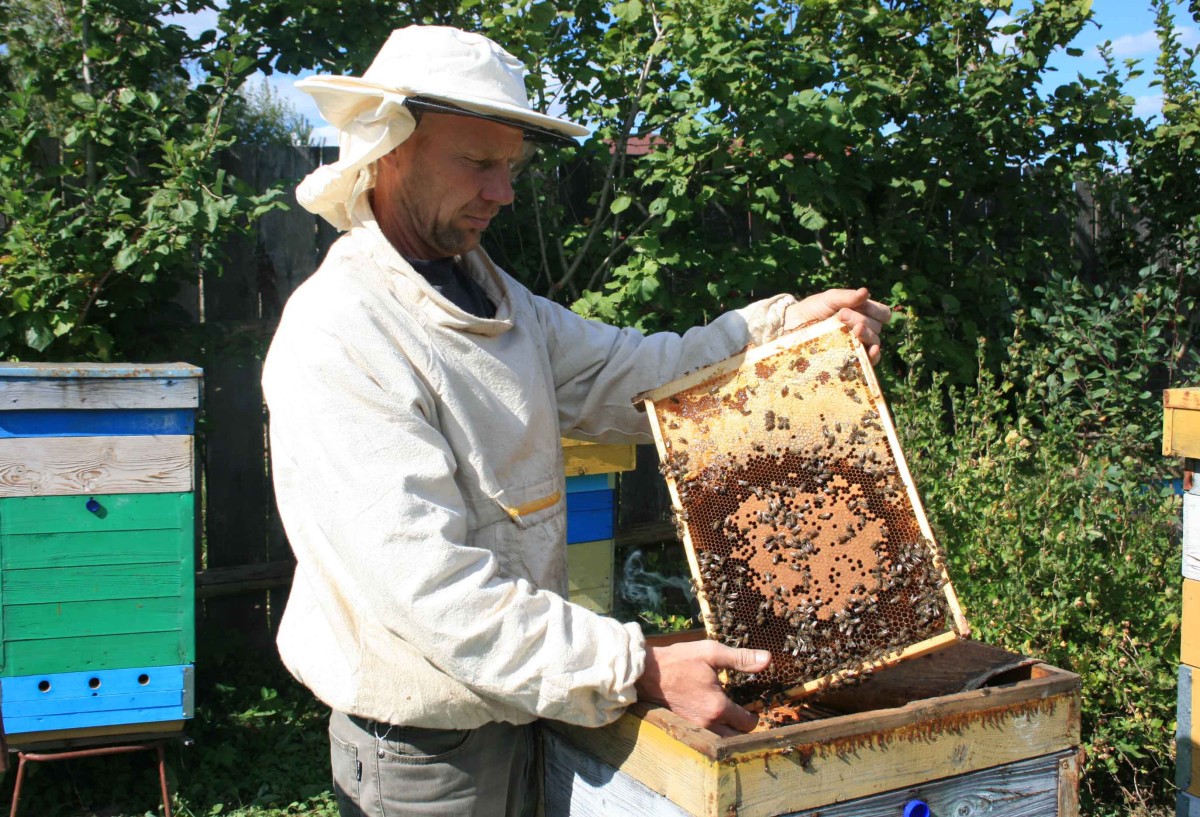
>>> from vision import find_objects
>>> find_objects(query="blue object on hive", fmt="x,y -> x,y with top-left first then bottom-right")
565,474 -> 612,494
904,800 -> 931,817
566,489 -> 614,544
2,664 -> 194,734
0,408 -> 194,438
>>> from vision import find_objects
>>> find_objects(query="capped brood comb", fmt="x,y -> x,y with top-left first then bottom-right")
636,317 -> 969,700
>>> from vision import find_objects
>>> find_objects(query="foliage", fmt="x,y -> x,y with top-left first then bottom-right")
226,78 -> 314,146
0,0 -> 282,361
884,313 -> 1181,815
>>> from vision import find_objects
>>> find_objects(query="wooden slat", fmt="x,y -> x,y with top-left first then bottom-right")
0,408 -> 194,438
563,441 -> 638,476
545,732 -> 1074,817
4,719 -> 186,749
1166,388 -> 1200,410
6,701 -> 188,734
567,539 -> 614,591
1165,386 -> 1200,458
0,492 -> 192,537
1186,492 -> 1200,582
5,597 -> 183,641
551,711 -> 721,817
1185,580 -> 1200,668
728,694 -> 1078,817
2,630 -> 191,677
551,661 -> 1079,817
3,563 -> 188,605
2,664 -> 187,702
1182,790 -> 1200,817
3,529 -> 189,570
0,375 -> 200,410
1180,664 -> 1200,796
568,586 -> 615,615
0,435 -> 192,497
543,727 -> 693,816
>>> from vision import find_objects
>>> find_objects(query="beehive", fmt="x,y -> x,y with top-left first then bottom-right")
636,317 -> 968,701
562,439 -> 636,615
0,363 -> 200,746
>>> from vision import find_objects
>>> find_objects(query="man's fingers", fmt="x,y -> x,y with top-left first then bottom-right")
718,697 -> 761,734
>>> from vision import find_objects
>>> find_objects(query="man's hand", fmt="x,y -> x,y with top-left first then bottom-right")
783,287 -> 893,364
635,641 -> 770,736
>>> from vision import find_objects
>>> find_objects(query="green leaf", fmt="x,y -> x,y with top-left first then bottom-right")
610,195 -> 632,215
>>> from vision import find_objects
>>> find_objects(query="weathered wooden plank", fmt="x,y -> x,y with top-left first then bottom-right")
0,374 -> 201,410
3,664 -> 187,702
568,490 -> 615,543
551,663 -> 1079,817
562,439 -> 638,476
7,689 -> 183,719
543,727 -> 693,817
568,586 -> 614,615
1185,492 -> 1200,582
4,719 -> 187,750
565,474 -> 616,493
3,563 -> 188,605
1165,396 -> 1200,459
568,539 -> 614,591
727,694 -> 1078,817
551,712 -> 721,817
1180,664 -> 1200,796
546,731 -> 1073,817
3,529 -> 189,570
0,435 -> 192,497
201,345 -> 271,647
2,630 -> 191,677
1185,580 -> 1200,667
0,492 -> 192,536
5,597 -> 183,640
0,408 -> 194,438
1166,388 -> 1200,411
6,701 -> 188,734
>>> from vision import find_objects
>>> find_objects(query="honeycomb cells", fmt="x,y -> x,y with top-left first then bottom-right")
650,325 -> 954,697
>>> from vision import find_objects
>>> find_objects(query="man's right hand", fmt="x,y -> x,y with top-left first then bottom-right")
634,640 -> 770,736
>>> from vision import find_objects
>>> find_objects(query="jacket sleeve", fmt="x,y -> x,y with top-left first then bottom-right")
263,310 -> 644,728
533,292 -> 797,442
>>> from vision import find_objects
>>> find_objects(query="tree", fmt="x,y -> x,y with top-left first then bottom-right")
0,0 -> 279,360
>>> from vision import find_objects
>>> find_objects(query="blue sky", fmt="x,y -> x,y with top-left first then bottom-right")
168,1 -> 1198,144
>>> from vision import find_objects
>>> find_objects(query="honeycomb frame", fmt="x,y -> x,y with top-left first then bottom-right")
636,317 -> 969,701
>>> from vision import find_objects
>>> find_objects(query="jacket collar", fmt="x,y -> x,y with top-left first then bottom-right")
349,196 -> 515,336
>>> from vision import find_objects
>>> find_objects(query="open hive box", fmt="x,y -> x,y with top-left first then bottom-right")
637,316 -> 968,703
541,318 -> 1081,816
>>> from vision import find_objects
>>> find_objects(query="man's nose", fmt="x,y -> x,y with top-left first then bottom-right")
481,166 -> 515,206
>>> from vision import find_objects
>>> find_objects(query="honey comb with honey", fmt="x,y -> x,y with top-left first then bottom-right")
636,317 -> 969,701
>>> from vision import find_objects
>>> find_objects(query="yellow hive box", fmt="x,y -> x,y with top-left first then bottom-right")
1165,388 -> 1200,459
562,438 -> 637,476
544,633 -> 1081,816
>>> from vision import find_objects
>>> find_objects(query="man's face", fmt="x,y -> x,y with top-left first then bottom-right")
372,111 -> 527,259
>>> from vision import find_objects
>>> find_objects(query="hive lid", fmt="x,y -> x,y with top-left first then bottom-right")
637,316 -> 968,701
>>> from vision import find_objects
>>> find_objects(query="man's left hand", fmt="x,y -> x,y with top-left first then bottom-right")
783,287 -> 892,364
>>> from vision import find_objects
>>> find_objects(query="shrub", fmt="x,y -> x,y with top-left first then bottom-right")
888,314 -> 1181,815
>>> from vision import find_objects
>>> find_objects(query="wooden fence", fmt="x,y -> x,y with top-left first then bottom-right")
191,144 -> 1109,650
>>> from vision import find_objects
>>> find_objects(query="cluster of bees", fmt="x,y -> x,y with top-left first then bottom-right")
649,335 -> 954,705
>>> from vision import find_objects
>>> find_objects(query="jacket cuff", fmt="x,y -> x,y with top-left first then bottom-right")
742,293 -> 798,347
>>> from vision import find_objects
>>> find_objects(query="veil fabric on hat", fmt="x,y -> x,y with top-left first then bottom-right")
294,92 -> 416,232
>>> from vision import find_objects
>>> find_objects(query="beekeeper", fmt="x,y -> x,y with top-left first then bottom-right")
262,24 -> 891,817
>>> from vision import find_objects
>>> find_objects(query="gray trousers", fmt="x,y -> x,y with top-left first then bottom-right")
328,710 -> 537,817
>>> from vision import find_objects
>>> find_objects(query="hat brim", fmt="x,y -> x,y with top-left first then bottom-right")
297,75 -> 589,145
